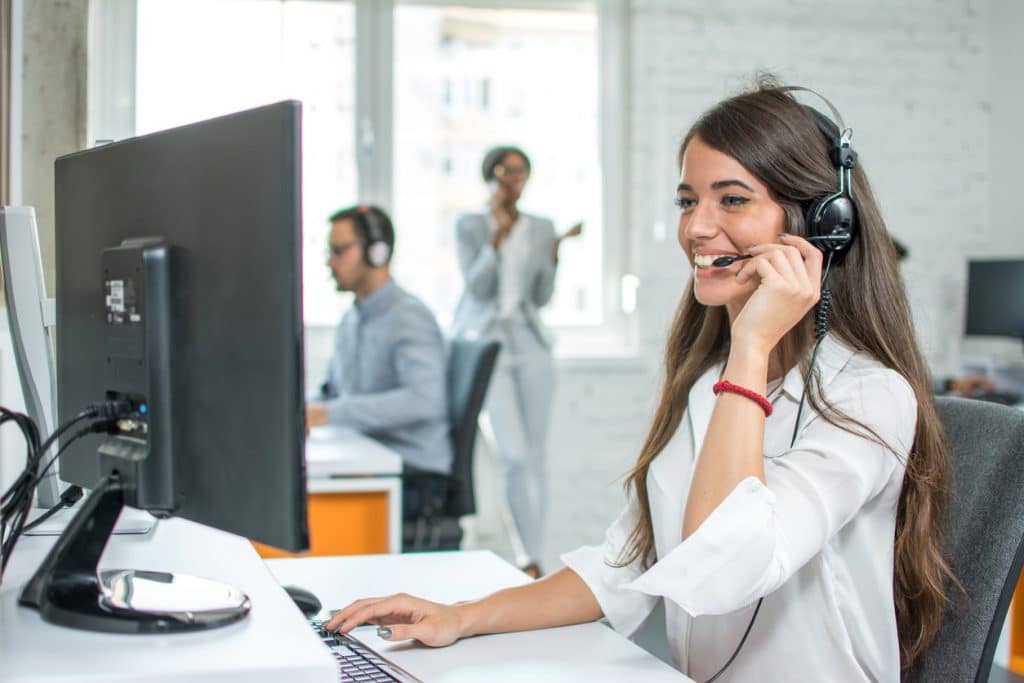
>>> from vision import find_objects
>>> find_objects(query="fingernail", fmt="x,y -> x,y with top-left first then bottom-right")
743,243 -> 758,249
777,233 -> 790,238
377,626 -> 393,639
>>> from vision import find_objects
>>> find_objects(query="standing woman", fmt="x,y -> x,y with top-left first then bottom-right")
450,146 -> 580,576
330,79 -> 955,681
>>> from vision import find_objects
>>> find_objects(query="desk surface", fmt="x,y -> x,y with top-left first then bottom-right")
267,551 -> 690,682
306,425 -> 402,477
1,515 -> 688,682
0,517 -> 335,683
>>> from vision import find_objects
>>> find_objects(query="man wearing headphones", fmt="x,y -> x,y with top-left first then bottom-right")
306,205 -> 453,518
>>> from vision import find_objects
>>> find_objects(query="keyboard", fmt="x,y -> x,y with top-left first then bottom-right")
310,618 -> 421,683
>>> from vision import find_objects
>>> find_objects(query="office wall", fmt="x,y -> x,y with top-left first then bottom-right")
0,1 -> 84,487
19,0 -> 87,296
990,1 -> 1023,245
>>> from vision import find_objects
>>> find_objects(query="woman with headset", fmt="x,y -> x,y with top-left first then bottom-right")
448,146 -> 582,577
326,78 -> 954,681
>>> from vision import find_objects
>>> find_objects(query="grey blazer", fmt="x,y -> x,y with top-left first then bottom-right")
450,211 -> 557,349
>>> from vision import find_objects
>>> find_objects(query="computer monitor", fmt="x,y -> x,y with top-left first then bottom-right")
18,101 -> 308,634
0,206 -> 61,508
965,259 -> 1024,342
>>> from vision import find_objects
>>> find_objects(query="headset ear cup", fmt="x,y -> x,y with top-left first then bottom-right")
366,241 -> 391,267
805,195 -> 855,254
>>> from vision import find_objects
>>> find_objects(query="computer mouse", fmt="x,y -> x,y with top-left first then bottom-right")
282,584 -> 322,617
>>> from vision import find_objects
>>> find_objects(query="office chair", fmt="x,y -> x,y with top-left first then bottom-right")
906,397 -> 1024,682
404,339 -> 500,551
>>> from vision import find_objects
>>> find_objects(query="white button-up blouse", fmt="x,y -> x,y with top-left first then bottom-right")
562,336 -> 916,682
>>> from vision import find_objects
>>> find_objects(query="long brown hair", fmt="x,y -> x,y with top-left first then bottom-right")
619,75 -> 956,673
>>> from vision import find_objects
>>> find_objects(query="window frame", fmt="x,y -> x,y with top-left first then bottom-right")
91,0 -> 632,356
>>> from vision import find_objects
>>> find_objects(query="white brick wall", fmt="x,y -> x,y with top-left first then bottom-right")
540,0 -> 1000,569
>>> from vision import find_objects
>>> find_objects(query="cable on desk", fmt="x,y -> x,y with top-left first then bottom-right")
1,400 -> 132,582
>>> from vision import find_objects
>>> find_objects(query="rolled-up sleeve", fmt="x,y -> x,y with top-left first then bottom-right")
624,369 -> 916,617
561,499 -> 659,637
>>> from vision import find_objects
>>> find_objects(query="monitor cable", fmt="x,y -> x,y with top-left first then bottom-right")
1,400 -> 132,583
704,251 -> 836,683
21,485 -> 84,533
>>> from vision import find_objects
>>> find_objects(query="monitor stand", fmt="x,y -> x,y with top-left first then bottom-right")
18,474 -> 251,633
23,501 -> 157,536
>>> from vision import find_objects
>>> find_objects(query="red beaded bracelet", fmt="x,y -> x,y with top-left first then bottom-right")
712,380 -> 773,417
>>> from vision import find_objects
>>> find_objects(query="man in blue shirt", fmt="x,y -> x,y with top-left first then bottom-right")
306,205 -> 452,517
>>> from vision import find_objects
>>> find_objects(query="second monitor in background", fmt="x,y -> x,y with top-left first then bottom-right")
963,258 -> 1024,404
966,259 -> 1024,344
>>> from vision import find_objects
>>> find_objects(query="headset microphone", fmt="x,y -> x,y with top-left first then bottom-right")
711,254 -> 753,268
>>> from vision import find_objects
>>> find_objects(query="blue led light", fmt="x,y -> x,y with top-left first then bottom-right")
139,403 -> 149,414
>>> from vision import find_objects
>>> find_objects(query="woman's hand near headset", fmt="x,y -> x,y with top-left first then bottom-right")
730,234 -> 823,357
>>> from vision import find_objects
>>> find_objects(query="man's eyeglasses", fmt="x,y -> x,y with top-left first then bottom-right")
328,241 -> 359,258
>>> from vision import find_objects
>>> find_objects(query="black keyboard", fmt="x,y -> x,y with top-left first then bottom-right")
310,618 -> 420,683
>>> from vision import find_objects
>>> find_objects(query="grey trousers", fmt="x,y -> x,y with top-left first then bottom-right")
483,321 -> 554,564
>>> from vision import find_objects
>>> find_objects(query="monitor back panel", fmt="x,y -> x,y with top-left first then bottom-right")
54,101 -> 308,551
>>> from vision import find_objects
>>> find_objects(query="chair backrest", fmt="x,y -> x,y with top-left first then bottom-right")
907,396 -> 1024,682
445,339 -> 500,518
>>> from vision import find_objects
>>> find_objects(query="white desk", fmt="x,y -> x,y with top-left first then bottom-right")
0,518 -> 335,683
1,517 -> 690,682
267,551 -> 690,682
306,425 -> 403,478
305,426 -> 403,553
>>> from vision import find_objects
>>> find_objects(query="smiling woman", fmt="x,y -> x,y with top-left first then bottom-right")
322,75 -> 955,683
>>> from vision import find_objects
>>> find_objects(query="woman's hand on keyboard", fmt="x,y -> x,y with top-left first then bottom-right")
326,594 -> 464,647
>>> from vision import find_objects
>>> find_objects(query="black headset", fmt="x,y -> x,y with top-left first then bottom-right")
355,205 -> 392,267
784,87 -> 859,260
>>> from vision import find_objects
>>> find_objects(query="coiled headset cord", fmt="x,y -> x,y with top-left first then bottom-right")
704,251 -> 835,683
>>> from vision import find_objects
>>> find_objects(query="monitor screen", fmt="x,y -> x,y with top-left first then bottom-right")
53,101 -> 308,552
965,259 -> 1024,340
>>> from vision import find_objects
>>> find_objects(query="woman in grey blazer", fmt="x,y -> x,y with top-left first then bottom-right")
450,146 -> 580,575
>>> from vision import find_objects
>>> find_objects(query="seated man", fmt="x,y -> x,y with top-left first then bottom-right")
306,205 -> 452,520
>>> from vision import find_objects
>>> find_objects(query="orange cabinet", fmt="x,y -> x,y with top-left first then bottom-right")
254,483 -> 398,558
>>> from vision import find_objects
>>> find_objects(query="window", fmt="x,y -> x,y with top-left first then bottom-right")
102,0 -> 628,353
135,0 -> 356,327
392,5 -> 603,328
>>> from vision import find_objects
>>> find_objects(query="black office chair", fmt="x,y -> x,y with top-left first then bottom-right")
404,339 -> 500,551
906,397 -> 1024,682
